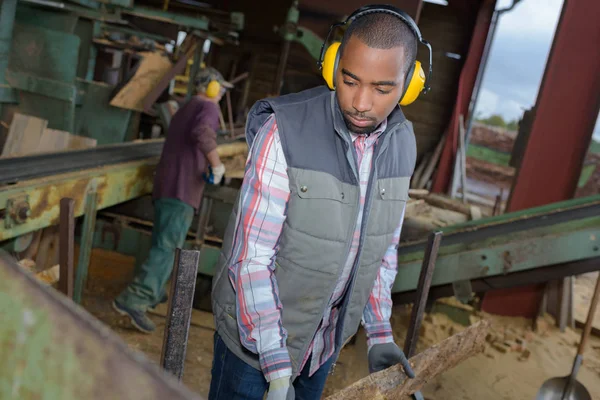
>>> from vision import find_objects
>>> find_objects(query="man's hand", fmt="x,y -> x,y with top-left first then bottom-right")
266,377 -> 294,400
368,342 -> 415,377
204,163 -> 226,185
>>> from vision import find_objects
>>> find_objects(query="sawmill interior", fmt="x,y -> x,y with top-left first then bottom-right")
1,0 -> 600,398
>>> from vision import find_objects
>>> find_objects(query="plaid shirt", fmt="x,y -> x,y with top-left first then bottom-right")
228,114 -> 403,381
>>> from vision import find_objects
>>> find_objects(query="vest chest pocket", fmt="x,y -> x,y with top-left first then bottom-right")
285,169 -> 356,243
367,177 -> 410,237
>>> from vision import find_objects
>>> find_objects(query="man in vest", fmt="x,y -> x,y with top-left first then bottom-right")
210,6 -> 425,400
112,67 -> 231,333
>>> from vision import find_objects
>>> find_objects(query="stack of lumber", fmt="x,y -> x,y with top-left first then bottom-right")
1,113 -> 97,158
402,189 -> 486,243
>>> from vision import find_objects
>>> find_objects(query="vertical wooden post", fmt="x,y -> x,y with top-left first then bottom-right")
59,197 -> 75,298
161,249 -> 200,380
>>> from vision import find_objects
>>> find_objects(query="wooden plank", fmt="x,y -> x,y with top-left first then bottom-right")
59,197 -> 75,298
1,113 -> 47,157
40,129 -> 97,151
110,51 -> 173,112
325,320 -> 490,400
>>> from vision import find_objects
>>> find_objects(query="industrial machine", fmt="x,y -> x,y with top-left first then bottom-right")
0,0 -> 243,144
0,0 -> 245,299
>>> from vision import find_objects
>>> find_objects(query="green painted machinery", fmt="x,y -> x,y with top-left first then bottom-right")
0,0 -> 244,145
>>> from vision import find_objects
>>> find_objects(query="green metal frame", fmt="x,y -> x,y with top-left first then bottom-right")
73,189 -> 98,304
394,220 -> 600,293
0,252 -> 204,400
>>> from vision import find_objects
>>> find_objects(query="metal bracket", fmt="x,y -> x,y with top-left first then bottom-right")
5,194 -> 31,229
452,279 -> 473,304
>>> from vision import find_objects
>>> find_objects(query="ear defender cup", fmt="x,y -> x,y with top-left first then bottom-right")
321,41 -> 341,90
205,80 -> 221,98
399,60 -> 426,106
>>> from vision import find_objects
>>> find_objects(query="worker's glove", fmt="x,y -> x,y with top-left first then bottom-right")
204,163 -> 225,185
368,342 -> 415,378
266,377 -> 294,400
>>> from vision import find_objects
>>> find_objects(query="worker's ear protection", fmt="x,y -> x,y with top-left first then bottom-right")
317,4 -> 433,106
205,80 -> 221,98
197,62 -> 221,98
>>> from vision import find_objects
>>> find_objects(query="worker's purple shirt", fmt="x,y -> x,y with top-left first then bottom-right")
152,96 -> 219,210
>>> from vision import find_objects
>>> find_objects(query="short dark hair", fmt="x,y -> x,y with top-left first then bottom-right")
339,12 -> 418,75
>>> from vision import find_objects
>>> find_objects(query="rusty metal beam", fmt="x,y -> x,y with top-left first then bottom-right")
430,0 -> 496,194
0,251 -> 204,400
0,158 -> 157,242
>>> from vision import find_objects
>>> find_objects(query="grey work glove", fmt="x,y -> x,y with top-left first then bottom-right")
266,377 -> 295,400
368,342 -> 415,378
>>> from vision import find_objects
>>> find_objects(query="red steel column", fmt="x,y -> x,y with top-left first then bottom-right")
430,0 -> 496,193
482,0 -> 600,317
506,0 -> 600,211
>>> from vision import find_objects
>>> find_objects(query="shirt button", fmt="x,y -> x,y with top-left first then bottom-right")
341,192 -> 345,199
300,185 -> 308,193
381,188 -> 386,196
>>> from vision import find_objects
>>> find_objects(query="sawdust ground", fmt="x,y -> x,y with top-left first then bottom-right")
80,249 -> 600,399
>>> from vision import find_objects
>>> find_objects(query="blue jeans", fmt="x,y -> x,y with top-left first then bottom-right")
209,333 -> 334,400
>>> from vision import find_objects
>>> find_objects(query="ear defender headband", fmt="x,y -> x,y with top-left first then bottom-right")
317,4 -> 433,106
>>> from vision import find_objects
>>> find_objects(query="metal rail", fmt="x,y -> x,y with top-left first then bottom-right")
0,140 -> 164,185
400,194 -> 600,257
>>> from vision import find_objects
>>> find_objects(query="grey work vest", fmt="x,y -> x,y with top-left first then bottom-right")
211,85 -> 416,379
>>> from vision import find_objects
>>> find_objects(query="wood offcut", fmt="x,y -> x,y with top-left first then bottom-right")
110,51 -> 173,112
325,320 -> 490,400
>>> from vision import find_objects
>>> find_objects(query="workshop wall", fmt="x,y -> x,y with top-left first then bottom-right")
201,0 -> 479,161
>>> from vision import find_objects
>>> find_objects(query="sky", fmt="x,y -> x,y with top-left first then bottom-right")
472,0 -> 600,140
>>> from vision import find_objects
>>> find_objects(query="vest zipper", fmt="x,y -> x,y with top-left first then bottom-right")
331,124 -> 401,366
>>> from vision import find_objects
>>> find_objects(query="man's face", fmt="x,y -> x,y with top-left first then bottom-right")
335,35 -> 407,134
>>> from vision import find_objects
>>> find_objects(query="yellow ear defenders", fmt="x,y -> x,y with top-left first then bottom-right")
196,62 -> 222,98
317,4 -> 433,106
205,80 -> 221,98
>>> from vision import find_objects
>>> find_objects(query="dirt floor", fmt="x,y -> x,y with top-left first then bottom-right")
80,249 -> 600,399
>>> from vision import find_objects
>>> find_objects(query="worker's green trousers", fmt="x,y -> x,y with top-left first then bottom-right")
116,197 -> 195,311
